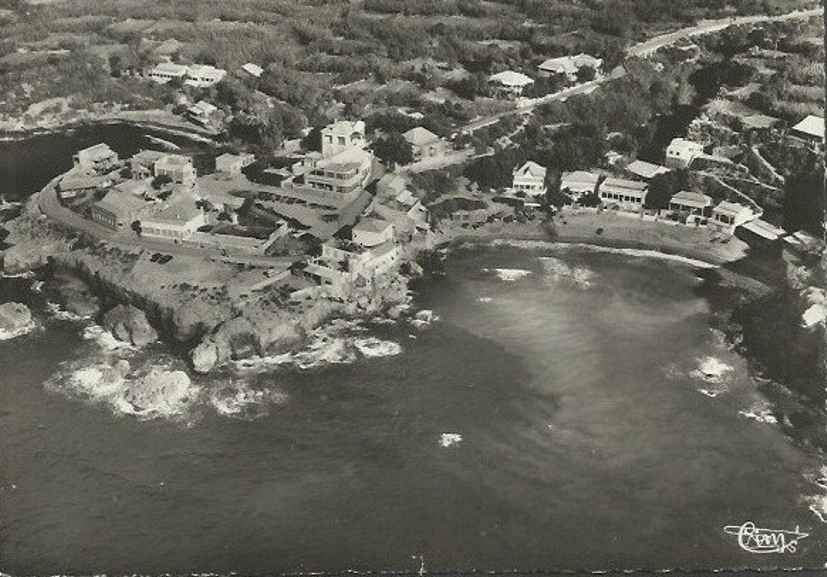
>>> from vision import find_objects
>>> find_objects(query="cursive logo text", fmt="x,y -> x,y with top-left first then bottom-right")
723,521 -> 809,554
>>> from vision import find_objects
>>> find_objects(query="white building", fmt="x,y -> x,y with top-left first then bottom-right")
665,138 -> 704,169
240,62 -> 264,78
73,143 -> 119,173
154,154 -> 196,185
303,239 -> 401,293
669,190 -> 712,223
352,217 -> 395,248
790,114 -> 824,144
303,147 -> 373,199
187,100 -> 218,126
215,153 -> 255,175
625,159 -> 671,181
511,161 -> 547,199
130,150 -> 168,180
560,170 -> 600,200
598,177 -> 647,211
403,126 -> 446,162
538,53 -> 603,80
711,201 -> 753,233
488,70 -> 534,97
148,62 -> 188,84
184,64 -> 226,88
141,200 -> 207,242
321,120 -> 366,158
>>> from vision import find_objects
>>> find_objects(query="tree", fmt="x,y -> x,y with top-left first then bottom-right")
372,132 -> 414,169
645,169 -> 688,210
301,126 -> 323,152
152,174 -> 173,190
131,220 -> 142,237
784,165 -> 824,235
108,54 -> 123,78
576,65 -> 596,83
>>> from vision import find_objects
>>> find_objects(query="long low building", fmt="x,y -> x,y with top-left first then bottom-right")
91,188 -> 149,231
598,177 -> 647,211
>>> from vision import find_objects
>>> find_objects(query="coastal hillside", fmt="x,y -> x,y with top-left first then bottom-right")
0,0 -> 818,128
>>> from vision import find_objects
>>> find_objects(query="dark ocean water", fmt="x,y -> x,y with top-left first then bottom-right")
0,127 -> 825,574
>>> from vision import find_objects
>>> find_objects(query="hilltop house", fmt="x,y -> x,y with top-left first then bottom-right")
538,53 -> 603,81
511,161 -> 547,200
90,188 -> 147,231
665,138 -> 704,169
322,120 -> 366,158
488,70 -> 534,97
668,190 -> 712,223
301,238 -> 401,294
790,114 -> 824,144
711,201 -> 753,233
73,143 -> 119,173
403,126 -> 446,162
598,177 -> 647,211
215,153 -> 255,176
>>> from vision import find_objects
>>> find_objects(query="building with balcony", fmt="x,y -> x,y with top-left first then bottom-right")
511,161 -> 547,199
669,190 -> 712,223
598,177 -> 648,211
665,138 -> 704,169
303,147 -> 372,199
154,154 -> 196,185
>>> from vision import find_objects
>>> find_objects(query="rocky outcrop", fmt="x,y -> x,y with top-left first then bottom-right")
103,304 -> 158,347
191,339 -> 220,374
124,368 -> 194,415
0,302 -> 34,339
51,274 -> 100,318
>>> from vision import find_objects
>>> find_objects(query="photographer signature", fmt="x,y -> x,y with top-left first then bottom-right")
723,521 -> 809,554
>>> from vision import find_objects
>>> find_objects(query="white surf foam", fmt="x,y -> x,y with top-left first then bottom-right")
209,381 -> 288,419
46,301 -> 91,322
539,256 -> 595,288
737,402 -> 777,425
482,267 -> 533,282
82,324 -> 136,353
353,337 -> 402,358
689,356 -> 733,384
439,433 -> 463,448
0,319 -> 37,341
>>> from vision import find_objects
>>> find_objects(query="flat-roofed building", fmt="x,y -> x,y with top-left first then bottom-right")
665,138 -> 704,169
154,154 -> 196,185
73,143 -> 119,173
352,217 -> 394,248
321,120 -> 366,158
598,177 -> 647,211
186,100 -> 218,126
711,201 -> 753,233
57,173 -> 113,200
625,159 -> 671,181
241,62 -> 263,78
215,152 -> 255,175
184,64 -> 226,88
90,188 -> 147,230
130,150 -> 168,179
148,62 -> 188,84
304,147 -> 372,199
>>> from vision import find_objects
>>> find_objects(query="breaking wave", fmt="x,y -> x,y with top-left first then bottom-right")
482,267 -> 533,282
209,379 -> 288,420
538,256 -> 595,288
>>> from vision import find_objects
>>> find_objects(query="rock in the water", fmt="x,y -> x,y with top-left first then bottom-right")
0,302 -> 34,339
191,339 -> 219,374
103,304 -> 158,347
124,368 -> 194,415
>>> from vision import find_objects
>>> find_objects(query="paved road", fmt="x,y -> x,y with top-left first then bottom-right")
456,6 -> 821,136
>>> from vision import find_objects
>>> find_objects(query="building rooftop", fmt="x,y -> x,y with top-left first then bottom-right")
489,70 -> 534,87
188,100 -> 217,116
152,62 -> 188,75
667,138 -> 704,154
670,190 -> 712,207
626,159 -> 670,180
354,216 -> 392,235
539,53 -> 602,74
77,143 -> 116,161
146,196 -> 202,224
600,177 -> 647,195
403,126 -> 440,147
186,64 -> 225,77
156,154 -> 192,167
132,149 -> 167,163
95,188 -> 148,216
791,114 -> 824,139
241,62 -> 263,78
742,218 -> 785,240
713,201 -> 751,217
60,174 -> 108,190
317,147 -> 371,172
514,160 -> 546,180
